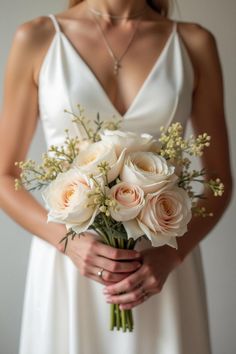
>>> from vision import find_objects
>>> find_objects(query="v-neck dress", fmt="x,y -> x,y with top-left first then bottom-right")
19,14 -> 212,354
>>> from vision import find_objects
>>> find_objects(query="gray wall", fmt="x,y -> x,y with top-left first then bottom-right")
0,1 -> 235,353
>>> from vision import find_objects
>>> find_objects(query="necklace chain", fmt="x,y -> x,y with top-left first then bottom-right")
87,4 -> 146,75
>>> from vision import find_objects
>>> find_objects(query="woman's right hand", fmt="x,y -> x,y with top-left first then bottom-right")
62,231 -> 142,286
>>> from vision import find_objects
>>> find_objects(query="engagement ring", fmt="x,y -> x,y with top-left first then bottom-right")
97,268 -> 104,279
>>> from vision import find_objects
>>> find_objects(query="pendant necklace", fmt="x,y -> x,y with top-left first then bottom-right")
87,3 -> 147,76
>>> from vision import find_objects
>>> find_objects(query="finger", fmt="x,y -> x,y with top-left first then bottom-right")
91,266 -> 131,283
103,265 -> 146,295
105,284 -> 146,304
87,272 -> 114,286
95,242 -> 141,261
94,255 -> 142,273
119,294 -> 152,310
139,274 -> 164,295
67,249 -> 125,285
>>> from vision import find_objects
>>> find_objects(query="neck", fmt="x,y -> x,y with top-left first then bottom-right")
86,0 -> 148,19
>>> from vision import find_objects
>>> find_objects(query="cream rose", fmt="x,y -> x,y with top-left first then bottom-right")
100,130 -> 159,156
72,140 -> 126,183
109,182 -> 145,221
136,187 -> 192,248
120,151 -> 177,194
42,168 -> 98,234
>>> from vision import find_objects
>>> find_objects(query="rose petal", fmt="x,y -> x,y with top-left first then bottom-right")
109,181 -> 145,221
136,187 -> 192,248
120,152 -> 177,194
123,219 -> 144,240
107,148 -> 127,183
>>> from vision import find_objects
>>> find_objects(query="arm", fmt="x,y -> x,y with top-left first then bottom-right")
103,24 -> 233,308
0,19 -> 66,248
174,24 -> 233,261
0,18 -> 141,284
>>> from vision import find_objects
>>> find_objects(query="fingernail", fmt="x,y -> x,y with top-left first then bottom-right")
103,288 -> 109,294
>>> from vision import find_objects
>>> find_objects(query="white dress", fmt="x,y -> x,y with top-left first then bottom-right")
19,14 -> 212,354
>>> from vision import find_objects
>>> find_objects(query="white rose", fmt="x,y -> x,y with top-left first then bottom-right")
136,187 -> 192,248
72,140 -> 126,183
120,151 -> 177,194
109,182 -> 145,221
100,129 -> 159,156
42,168 -> 98,234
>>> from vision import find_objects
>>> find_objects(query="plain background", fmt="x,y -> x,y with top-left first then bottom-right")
0,1 -> 235,353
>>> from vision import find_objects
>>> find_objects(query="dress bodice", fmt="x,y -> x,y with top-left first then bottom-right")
38,14 -> 194,147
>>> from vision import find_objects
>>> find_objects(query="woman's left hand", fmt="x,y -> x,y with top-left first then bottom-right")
103,245 -> 182,310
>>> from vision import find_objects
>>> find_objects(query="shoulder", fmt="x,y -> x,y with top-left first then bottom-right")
176,21 -> 217,49
8,16 -> 57,84
175,21 -> 222,88
12,16 -> 55,52
176,21 -> 220,64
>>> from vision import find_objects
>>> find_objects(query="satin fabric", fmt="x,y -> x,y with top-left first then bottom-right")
19,14 -> 211,354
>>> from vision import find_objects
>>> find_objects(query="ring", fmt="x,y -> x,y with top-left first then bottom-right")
97,268 -> 104,279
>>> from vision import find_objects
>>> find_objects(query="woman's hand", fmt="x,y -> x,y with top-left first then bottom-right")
103,245 -> 182,309
63,231 -> 142,286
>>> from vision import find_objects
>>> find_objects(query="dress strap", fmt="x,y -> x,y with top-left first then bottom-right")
172,21 -> 178,34
48,14 -> 61,33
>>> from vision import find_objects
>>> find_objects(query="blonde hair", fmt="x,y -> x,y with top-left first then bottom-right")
68,0 -> 170,17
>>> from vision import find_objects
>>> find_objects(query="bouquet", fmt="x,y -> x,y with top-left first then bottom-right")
15,104 -> 224,332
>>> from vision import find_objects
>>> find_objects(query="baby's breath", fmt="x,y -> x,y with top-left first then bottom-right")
192,205 -> 214,218
15,104 -> 121,191
207,178 -> 224,197
159,122 -> 224,207
159,123 -> 211,162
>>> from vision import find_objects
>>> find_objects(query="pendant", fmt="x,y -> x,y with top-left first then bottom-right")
114,60 -> 122,75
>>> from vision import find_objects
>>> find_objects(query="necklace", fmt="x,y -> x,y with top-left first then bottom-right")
86,2 -> 148,20
88,6 -> 146,75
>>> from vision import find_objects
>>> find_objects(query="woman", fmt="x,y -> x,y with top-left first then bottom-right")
0,0 -> 232,353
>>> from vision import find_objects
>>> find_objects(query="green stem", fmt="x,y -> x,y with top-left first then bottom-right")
120,238 -> 124,249
127,310 -> 133,331
115,304 -> 121,330
23,167 -> 45,176
65,110 -> 92,139
105,174 -> 109,187
101,214 -> 115,246
27,183 -> 48,192
121,309 -> 126,332
92,227 -> 110,245
50,149 -> 74,162
110,304 -> 115,330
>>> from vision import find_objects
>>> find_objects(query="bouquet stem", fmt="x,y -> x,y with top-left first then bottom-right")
91,219 -> 136,332
109,237 -> 136,332
110,305 -> 133,332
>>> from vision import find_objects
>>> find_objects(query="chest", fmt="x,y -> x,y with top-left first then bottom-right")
38,19 -> 180,116
38,25 -> 194,146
